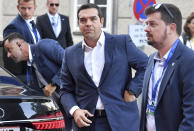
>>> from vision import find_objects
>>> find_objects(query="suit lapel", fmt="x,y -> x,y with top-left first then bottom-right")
31,45 -> 49,83
76,33 -> 113,87
157,42 -> 182,105
30,45 -> 42,74
76,43 -> 96,86
18,15 -> 34,44
143,54 -> 155,105
99,33 -> 113,86
30,45 -> 39,70
45,14 -> 56,38
57,14 -> 64,38
28,45 -> 42,90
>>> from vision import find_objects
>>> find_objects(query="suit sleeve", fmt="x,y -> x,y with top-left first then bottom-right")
38,40 -> 64,86
125,35 -> 148,97
3,24 -> 18,38
179,51 -> 194,130
59,50 -> 77,116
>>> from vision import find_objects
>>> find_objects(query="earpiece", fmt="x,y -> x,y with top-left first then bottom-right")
16,42 -> 21,47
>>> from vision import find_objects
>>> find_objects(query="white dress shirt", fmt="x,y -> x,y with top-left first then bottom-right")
22,15 -> 41,44
146,50 -> 170,131
69,31 -> 105,115
47,13 -> 61,38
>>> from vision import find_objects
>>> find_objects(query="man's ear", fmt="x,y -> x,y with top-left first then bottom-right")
170,23 -> 176,32
167,23 -> 176,35
17,5 -> 19,10
34,4 -> 37,10
100,17 -> 104,28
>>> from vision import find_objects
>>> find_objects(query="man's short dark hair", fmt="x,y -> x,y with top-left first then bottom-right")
2,32 -> 25,47
77,3 -> 103,20
145,3 -> 182,35
18,0 -> 36,5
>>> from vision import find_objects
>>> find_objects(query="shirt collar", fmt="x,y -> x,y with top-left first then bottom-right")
47,12 -> 59,19
28,45 -> 33,63
82,31 -> 105,50
154,47 -> 171,61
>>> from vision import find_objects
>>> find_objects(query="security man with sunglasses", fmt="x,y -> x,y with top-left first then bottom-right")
140,3 -> 194,131
36,0 -> 73,49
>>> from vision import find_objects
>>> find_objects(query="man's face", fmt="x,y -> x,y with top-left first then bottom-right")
17,0 -> 36,20
47,0 -> 59,15
144,12 -> 168,48
78,8 -> 104,42
4,40 -> 25,63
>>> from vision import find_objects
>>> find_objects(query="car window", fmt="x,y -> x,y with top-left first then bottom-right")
0,66 -> 25,96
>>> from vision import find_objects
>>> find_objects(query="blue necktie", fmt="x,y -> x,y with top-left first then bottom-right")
26,65 -> 31,86
30,20 -> 38,42
52,17 -> 56,37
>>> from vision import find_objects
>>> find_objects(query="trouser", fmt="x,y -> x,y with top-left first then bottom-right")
73,110 -> 111,131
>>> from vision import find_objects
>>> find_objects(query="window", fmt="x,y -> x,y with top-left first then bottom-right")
73,0 -> 112,34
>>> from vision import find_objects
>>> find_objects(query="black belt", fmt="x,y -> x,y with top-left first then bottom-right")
94,110 -> 106,117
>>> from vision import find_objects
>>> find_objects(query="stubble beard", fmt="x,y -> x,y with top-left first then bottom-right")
147,28 -> 168,48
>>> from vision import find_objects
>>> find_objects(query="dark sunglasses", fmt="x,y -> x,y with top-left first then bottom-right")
153,3 -> 174,19
50,3 -> 59,7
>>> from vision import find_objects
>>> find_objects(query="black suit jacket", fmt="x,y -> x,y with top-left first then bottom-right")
36,13 -> 73,49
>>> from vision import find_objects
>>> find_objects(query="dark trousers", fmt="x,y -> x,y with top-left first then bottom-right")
73,116 -> 111,131
52,91 -> 72,131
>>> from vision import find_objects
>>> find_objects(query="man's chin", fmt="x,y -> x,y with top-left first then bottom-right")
23,16 -> 32,20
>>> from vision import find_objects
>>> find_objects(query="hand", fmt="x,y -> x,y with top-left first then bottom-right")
124,90 -> 136,102
43,84 -> 57,96
73,109 -> 94,128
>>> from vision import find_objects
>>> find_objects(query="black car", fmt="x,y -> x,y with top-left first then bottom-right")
0,66 -> 65,131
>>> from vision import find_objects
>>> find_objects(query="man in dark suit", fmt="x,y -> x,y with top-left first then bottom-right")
140,3 -> 194,131
36,0 -> 73,49
3,0 -> 40,84
59,3 -> 148,131
2,32 -> 72,131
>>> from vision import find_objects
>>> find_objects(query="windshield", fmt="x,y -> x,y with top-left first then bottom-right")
0,67 -> 25,96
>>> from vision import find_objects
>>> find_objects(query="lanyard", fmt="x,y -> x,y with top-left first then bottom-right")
26,66 -> 31,86
30,20 -> 38,42
25,21 -> 39,43
147,39 -> 179,113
